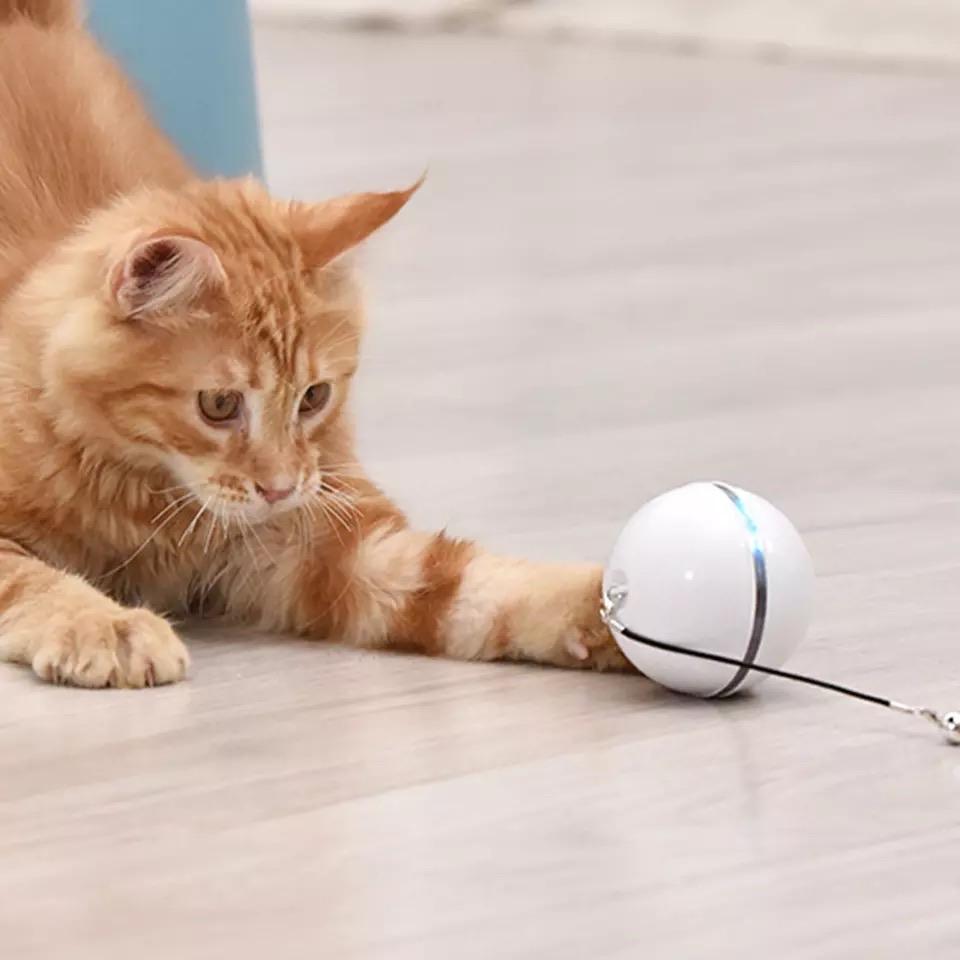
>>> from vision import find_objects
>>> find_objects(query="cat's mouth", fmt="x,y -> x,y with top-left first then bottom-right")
160,473 -> 308,530
157,468 -> 358,537
207,484 -> 306,524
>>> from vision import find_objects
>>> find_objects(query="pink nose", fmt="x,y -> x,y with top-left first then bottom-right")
255,483 -> 295,504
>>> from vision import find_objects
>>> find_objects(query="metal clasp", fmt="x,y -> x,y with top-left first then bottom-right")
600,583 -> 628,635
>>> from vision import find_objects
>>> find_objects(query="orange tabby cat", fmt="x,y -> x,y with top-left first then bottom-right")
0,0 -> 627,687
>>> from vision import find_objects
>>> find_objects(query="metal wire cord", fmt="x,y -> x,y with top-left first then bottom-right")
615,625 -> 891,707
600,588 -> 959,744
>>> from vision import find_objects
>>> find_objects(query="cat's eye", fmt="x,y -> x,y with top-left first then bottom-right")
198,389 -> 242,424
299,382 -> 331,416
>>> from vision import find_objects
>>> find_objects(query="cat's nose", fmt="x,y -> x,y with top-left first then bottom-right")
254,482 -> 295,504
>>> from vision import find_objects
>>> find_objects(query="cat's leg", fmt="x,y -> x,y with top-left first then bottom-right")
0,540 -> 188,687
279,522 -> 629,671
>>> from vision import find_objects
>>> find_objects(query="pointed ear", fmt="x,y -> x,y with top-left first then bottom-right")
294,175 -> 424,268
108,235 -> 226,319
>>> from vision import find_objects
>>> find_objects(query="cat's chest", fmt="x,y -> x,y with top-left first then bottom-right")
83,530 -> 203,609
21,500 -> 216,610
98,517 -> 287,615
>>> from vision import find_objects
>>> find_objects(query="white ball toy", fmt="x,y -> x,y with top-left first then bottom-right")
603,482 -> 814,698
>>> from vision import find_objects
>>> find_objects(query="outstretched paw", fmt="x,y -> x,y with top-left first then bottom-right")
561,621 -> 630,671
517,564 -> 633,672
29,606 -> 189,689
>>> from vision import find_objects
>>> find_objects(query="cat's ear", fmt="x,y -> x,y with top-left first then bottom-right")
293,175 -> 424,268
108,235 -> 226,319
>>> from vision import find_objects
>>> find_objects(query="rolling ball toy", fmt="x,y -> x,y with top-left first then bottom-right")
603,481 -> 813,698
600,481 -> 960,744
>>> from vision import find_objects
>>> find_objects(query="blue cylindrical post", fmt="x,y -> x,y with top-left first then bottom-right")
87,0 -> 263,178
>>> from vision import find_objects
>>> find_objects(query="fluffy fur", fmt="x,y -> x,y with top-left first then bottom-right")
0,1 -> 627,687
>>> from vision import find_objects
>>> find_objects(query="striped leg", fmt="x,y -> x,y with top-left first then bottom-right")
287,520 -> 630,671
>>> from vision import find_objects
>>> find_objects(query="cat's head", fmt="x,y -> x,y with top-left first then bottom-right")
39,176 -> 419,523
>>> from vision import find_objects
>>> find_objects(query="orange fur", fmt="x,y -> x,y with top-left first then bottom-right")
0,1 -> 628,687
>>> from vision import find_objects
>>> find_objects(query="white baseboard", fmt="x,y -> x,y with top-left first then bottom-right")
249,0 -> 960,67
501,1 -> 960,67
247,0 -> 493,28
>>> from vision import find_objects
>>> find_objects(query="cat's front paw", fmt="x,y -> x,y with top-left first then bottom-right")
29,605 -> 189,689
521,565 -> 632,672
559,619 -> 631,672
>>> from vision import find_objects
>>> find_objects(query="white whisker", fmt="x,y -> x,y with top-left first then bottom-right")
203,501 -> 222,553
151,492 -> 194,524
237,515 -> 260,569
319,501 -> 346,546
243,515 -> 275,563
101,497 -> 194,580
323,489 -> 360,526
309,488 -> 358,541
178,497 -> 212,549
322,474 -> 363,495
147,483 -> 192,496
198,561 -> 233,616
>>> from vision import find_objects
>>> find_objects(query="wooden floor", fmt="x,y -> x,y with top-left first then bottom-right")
4,26 -> 960,959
